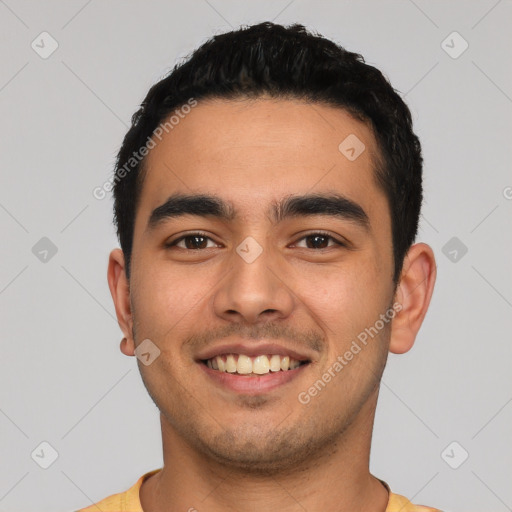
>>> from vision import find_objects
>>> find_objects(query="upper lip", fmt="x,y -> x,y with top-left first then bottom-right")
196,342 -> 313,362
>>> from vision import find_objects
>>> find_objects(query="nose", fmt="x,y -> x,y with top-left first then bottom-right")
212,244 -> 295,325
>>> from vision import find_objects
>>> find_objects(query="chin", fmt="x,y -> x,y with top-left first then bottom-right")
188,419 -> 333,476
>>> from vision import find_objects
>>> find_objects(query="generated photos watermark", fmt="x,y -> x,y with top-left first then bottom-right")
92,97 -> 198,200
298,301 -> 403,405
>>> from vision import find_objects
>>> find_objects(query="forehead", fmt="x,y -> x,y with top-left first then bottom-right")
135,97 -> 387,230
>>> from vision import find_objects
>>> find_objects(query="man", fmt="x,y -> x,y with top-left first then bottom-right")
79,22 -> 439,511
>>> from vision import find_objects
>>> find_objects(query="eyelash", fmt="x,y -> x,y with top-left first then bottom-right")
166,231 -> 346,250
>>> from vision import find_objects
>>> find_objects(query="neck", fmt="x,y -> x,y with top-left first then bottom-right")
140,392 -> 389,512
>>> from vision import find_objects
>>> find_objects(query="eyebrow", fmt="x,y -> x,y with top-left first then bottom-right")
147,192 -> 371,232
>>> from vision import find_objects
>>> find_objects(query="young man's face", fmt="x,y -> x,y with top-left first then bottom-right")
115,98 -> 403,472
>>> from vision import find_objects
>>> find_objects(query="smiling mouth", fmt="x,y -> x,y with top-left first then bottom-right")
201,353 -> 310,376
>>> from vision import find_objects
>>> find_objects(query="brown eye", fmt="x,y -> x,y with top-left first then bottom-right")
167,233 -> 218,250
294,233 -> 344,249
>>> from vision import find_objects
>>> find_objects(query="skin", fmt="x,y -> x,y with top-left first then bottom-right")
108,97 -> 436,511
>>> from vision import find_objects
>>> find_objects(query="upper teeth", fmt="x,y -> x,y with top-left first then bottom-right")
206,354 -> 303,374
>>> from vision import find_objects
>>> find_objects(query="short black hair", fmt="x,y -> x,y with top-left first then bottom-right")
112,22 -> 423,285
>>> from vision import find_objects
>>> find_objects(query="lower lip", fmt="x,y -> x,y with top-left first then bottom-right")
198,362 -> 309,394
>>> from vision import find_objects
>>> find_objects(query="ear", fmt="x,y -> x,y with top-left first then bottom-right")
389,242 -> 437,354
107,248 -> 135,356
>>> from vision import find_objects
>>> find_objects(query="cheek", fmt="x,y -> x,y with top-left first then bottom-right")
131,263 -> 211,339
291,259 -> 389,341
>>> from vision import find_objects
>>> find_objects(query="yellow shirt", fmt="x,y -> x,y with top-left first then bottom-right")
75,469 -> 442,511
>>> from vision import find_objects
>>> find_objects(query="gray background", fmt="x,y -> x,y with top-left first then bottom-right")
0,1 -> 511,511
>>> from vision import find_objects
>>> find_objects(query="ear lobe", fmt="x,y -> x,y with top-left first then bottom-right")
389,243 -> 437,355
107,248 -> 135,356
